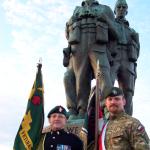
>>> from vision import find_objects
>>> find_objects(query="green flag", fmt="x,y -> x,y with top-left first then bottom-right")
13,63 -> 44,150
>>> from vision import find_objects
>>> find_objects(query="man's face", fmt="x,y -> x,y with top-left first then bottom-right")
49,113 -> 67,131
115,3 -> 128,18
105,95 -> 126,114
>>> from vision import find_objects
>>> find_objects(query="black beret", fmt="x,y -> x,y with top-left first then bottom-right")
104,87 -> 124,99
47,105 -> 67,118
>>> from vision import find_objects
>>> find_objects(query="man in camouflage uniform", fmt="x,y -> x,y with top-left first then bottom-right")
64,0 -> 119,119
104,87 -> 150,149
109,0 -> 140,115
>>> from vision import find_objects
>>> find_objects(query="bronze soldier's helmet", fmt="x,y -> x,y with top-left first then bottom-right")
85,0 -> 95,2
115,0 -> 128,9
114,0 -> 128,15
82,0 -> 99,6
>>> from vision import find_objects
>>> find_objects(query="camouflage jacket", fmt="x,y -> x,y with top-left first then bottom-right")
105,112 -> 150,150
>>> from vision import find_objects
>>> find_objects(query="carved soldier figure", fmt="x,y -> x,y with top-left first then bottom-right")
64,0 -> 119,119
109,0 -> 140,115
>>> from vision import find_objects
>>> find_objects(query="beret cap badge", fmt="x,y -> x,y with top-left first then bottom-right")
59,107 -> 63,112
112,89 -> 117,95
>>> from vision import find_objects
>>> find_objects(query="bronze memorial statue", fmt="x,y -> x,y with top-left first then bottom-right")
63,0 -> 140,119
109,0 -> 140,115
63,0 -> 119,119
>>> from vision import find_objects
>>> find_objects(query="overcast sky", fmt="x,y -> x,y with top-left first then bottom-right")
0,0 -> 150,149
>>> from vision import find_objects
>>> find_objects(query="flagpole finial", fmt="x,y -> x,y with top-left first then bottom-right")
39,57 -> 42,64
37,57 -> 42,70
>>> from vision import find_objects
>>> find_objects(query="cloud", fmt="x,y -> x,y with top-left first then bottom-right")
3,0 -> 73,28
2,0 -> 71,57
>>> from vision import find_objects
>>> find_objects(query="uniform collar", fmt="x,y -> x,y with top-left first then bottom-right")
115,17 -> 129,26
50,129 -> 65,135
109,111 -> 125,120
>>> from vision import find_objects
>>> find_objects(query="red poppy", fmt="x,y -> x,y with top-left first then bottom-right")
32,96 -> 41,105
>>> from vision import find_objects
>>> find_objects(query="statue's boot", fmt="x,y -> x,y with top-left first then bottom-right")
77,109 -> 86,119
68,109 -> 78,120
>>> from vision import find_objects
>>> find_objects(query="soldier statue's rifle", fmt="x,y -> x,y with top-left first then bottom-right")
95,60 -> 101,150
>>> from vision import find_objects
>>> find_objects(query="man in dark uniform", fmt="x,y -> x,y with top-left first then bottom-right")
103,87 -> 150,149
37,105 -> 83,150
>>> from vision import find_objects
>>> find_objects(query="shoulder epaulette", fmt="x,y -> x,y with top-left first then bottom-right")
42,126 -> 51,133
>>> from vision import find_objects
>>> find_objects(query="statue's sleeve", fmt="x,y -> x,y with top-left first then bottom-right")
105,6 -> 119,40
131,29 -> 140,58
65,13 -> 74,40
103,5 -> 115,21
73,6 -> 80,17
65,21 -> 69,40
127,28 -> 140,62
